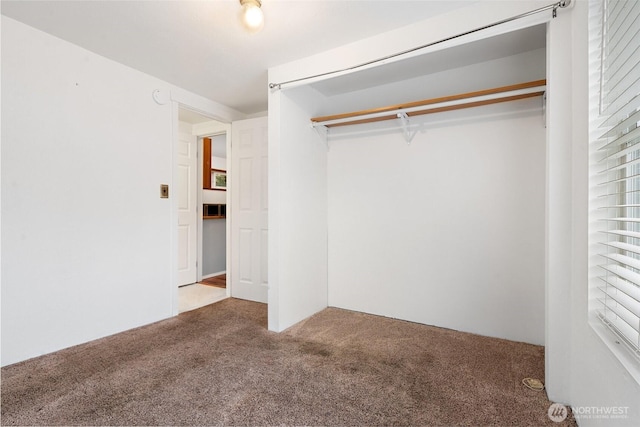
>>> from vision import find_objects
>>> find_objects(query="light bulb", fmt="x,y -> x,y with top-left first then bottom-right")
240,0 -> 264,33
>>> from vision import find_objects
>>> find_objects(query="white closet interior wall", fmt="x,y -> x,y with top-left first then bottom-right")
314,46 -> 546,345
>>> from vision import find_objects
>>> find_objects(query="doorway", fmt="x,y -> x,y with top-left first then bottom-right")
172,107 -> 269,315
177,107 -> 231,313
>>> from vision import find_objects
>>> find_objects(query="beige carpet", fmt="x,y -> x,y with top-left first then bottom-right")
1,298 -> 575,426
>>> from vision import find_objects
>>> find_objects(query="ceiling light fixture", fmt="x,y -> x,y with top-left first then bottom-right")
239,0 -> 264,33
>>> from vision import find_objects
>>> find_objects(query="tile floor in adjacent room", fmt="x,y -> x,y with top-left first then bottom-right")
178,283 -> 227,313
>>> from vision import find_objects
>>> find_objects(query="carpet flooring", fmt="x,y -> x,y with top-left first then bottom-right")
1,298 -> 576,426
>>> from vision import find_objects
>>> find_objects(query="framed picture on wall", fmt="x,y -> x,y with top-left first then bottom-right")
212,169 -> 227,191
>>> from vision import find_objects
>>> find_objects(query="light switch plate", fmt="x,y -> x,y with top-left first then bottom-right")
160,184 -> 169,198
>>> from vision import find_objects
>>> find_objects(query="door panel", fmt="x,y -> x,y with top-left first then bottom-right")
231,117 -> 268,303
177,131 -> 197,286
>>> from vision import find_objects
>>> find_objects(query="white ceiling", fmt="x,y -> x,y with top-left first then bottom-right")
1,0 -> 479,115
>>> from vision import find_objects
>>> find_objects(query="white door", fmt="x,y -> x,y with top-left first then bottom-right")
177,130 -> 197,286
231,117 -> 268,303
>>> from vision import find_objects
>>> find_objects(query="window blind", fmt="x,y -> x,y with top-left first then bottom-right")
594,0 -> 640,356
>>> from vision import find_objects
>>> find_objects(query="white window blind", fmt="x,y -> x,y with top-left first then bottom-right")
593,0 -> 640,357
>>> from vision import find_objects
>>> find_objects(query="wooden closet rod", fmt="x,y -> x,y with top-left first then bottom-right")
310,79 -> 546,128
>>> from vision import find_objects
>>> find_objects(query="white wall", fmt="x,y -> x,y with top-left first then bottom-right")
212,156 -> 226,171
212,133 -> 227,170
267,85 -> 328,331
328,97 -> 546,345
202,219 -> 226,276
202,189 -> 226,205
1,17 -> 242,366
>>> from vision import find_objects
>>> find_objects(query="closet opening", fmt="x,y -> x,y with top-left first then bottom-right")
270,22 -> 548,346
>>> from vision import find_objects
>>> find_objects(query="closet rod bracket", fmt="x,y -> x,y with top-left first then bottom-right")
311,123 -> 330,150
397,112 -> 417,145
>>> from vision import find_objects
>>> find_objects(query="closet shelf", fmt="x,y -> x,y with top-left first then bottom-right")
310,79 -> 547,129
